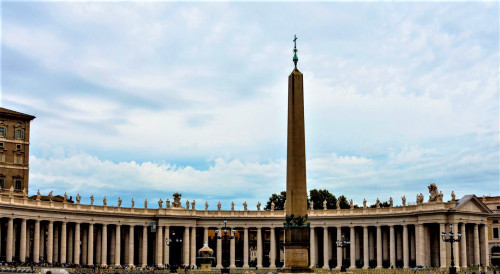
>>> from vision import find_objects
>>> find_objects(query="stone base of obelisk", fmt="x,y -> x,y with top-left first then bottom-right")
282,227 -> 313,273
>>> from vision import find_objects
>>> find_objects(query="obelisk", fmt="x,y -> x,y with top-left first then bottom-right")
284,35 -> 311,271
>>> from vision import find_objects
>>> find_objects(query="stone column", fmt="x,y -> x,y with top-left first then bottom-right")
60,222 -> 67,264
415,224 -> 422,266
389,225 -> 395,268
6,218 -> 13,262
74,223 -> 81,265
47,221 -> 54,263
102,224 -> 107,266
439,223 -> 447,268
96,228 -> 101,265
483,224 -> 489,266
363,226 -> 369,269
310,226 -> 317,268
335,227 -> 342,269
452,223 -> 460,267
190,227 -> 196,267
128,225 -> 134,266
403,225 -> 409,268
88,223 -> 94,265
164,226 -> 169,266
115,225 -> 121,266
460,223 -> 467,267
473,223 -> 480,265
34,220 -> 40,263
376,225 -> 382,269
230,228 -> 236,268
40,224 -> 45,260
216,228 -> 222,269
349,226 -> 356,269
270,227 -> 276,268
142,226 -> 148,266
20,219 -> 27,262
257,226 -> 263,268
156,225 -> 163,266
243,227 -> 249,268
322,226 -> 329,269
183,226 -> 190,266
203,227 -> 209,245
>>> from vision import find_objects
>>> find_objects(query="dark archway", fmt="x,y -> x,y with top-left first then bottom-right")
491,246 -> 500,266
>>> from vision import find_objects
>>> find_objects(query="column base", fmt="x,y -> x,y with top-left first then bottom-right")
376,266 -> 383,269
348,266 -> 357,270
216,265 -> 222,269
362,266 -> 369,269
322,265 -> 330,270
257,264 -> 263,269
242,264 -> 249,268
230,264 -> 236,268
270,265 -> 277,269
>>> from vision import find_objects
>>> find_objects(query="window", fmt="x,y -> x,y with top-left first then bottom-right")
494,228 -> 499,239
0,143 -> 3,147
497,206 -> 500,210
15,129 -> 24,140
0,127 -> 6,138
0,178 -> 4,189
14,155 -> 22,164
0,155 -> 5,162
14,179 -> 21,190
494,220 -> 499,224
16,144 -> 21,150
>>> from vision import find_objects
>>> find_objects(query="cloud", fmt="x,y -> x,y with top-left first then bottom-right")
2,2 -> 498,204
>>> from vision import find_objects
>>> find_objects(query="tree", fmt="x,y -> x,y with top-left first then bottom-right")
337,195 -> 351,209
308,189 -> 337,210
369,200 -> 391,208
264,191 -> 286,210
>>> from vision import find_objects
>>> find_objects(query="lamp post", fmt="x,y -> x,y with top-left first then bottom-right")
215,219 -> 235,271
441,224 -> 461,274
336,234 -> 350,272
166,231 -> 183,267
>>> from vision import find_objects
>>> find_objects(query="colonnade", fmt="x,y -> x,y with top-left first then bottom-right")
0,217 -> 490,269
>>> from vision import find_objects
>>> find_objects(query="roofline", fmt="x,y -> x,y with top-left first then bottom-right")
0,107 -> 36,121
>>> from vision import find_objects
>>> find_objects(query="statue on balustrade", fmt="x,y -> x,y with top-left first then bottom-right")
271,201 -> 275,211
172,193 -> 182,208
257,201 -> 261,211
118,197 -> 122,207
103,196 -> 107,206
323,200 -> 327,210
243,201 -> 248,211
76,193 -> 81,204
166,199 -> 171,208
158,199 -> 163,208
217,201 -> 221,211
48,191 -> 54,201
186,200 -> 189,209
376,198 -> 380,208
389,197 -> 393,207
428,183 -> 439,202
90,195 -> 94,205
231,201 -> 235,211
205,201 -> 209,211
363,198 -> 367,208
37,190 -> 42,201
402,196 -> 406,206
192,200 -> 196,210
131,198 -> 135,208
145,199 -> 148,208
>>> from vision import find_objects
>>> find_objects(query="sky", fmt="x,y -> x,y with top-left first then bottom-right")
1,1 -> 498,210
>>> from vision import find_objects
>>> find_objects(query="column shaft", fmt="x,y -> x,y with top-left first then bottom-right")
6,218 -> 14,262
363,226 -> 369,269
310,227 -> 316,268
102,224 -> 108,266
376,225 -> 382,268
47,221 -> 54,263
473,224 -> 480,265
403,225 -> 409,268
34,220 -> 40,263
115,225 -> 121,266
230,228 -> 236,268
20,219 -> 27,263
452,223 -> 460,267
322,227 -> 329,269
183,226 -> 190,266
88,223 -> 94,265
350,226 -> 356,269
389,225 -> 395,268
243,227 -> 249,268
216,228 -> 222,269
257,227 -> 263,268
483,224 -> 489,266
270,227 -> 276,268
439,223 -> 447,267
128,225 -> 134,266
203,227 -> 209,245
74,223 -> 81,265
156,225 -> 163,266
60,222 -> 67,264
190,227 -> 196,267
142,226 -> 147,266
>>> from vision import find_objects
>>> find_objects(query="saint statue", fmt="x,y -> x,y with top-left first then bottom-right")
205,201 -> 209,211
90,195 -> 94,205
389,197 -> 393,207
145,199 -> 148,209
103,196 -> 107,206
271,201 -> 275,211
76,193 -> 81,204
310,201 -> 314,210
376,198 -> 380,208
402,196 -> 406,206
118,197 -> 122,207
166,199 -> 170,208
257,201 -> 261,211
363,198 -> 367,208
217,201 -> 221,211
231,201 -> 235,211
323,200 -> 327,210
191,200 -> 196,210
243,201 -> 247,211
131,198 -> 135,208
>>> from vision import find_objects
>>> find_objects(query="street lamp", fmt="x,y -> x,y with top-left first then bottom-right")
166,231 -> 183,267
336,234 -> 350,272
215,219 -> 235,270
441,224 -> 462,274
215,219 -> 236,240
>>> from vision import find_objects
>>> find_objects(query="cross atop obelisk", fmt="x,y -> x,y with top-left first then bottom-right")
293,35 -> 298,68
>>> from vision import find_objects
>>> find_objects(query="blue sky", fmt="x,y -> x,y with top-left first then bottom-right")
2,1 -> 498,209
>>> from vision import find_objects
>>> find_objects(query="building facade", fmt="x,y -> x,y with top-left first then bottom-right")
0,108 -> 35,196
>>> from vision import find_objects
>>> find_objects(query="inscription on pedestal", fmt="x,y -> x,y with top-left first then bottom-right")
285,247 -> 309,267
